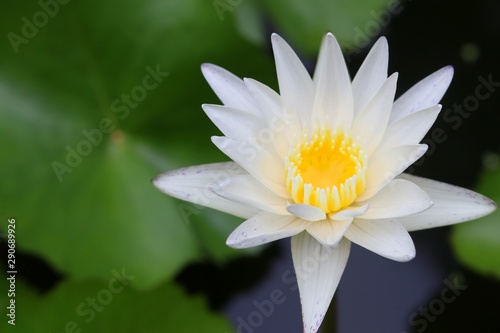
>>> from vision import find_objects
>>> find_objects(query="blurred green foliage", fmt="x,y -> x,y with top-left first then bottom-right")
259,0 -> 392,54
0,270 -> 232,332
0,0 -> 277,290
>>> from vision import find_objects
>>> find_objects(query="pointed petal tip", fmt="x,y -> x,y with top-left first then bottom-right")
390,64 -> 454,123
151,174 -> 162,188
210,135 -> 222,145
226,235 -> 248,249
437,65 -> 454,85
151,171 -> 172,193
464,188 -> 497,219
271,32 -> 283,44
321,31 -> 340,48
489,197 -> 497,209
443,64 -> 454,74
377,35 -> 388,44
200,62 -> 215,76
377,38 -> 389,57
151,172 -> 176,191
369,36 -> 389,54
397,174 -> 497,231
417,143 -> 428,154
400,248 -> 416,262
436,65 -> 454,83
384,71 -> 399,88
200,63 -> 235,83
225,236 -> 238,248
200,103 -> 213,113
324,31 -> 336,41
478,194 -> 497,216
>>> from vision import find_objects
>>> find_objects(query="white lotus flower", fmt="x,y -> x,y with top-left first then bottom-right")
153,33 -> 496,333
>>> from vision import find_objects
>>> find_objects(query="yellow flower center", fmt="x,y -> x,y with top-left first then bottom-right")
285,126 -> 367,213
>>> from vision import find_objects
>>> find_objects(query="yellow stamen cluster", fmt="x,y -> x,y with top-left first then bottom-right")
285,126 -> 367,213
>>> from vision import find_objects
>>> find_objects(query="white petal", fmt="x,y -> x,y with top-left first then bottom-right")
202,104 -> 263,141
244,78 -> 284,119
345,219 -> 416,262
357,144 -> 428,201
379,105 -> 441,150
352,73 -> 399,155
351,37 -> 389,118
227,212 -> 309,248
212,136 -> 288,197
390,66 -> 454,123
313,33 -> 353,128
292,233 -> 350,333
244,78 -> 300,157
210,174 -> 290,215
329,203 -> 369,220
359,179 -> 433,219
152,162 -> 260,219
397,173 -> 497,231
306,218 -> 353,246
271,33 -> 314,128
201,64 -> 260,115
287,204 -> 326,221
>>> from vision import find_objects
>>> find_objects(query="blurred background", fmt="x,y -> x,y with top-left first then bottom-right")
1,0 -> 500,332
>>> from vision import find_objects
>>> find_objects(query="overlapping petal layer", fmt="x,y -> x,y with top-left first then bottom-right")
397,173 -> 496,231
153,162 -> 259,219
